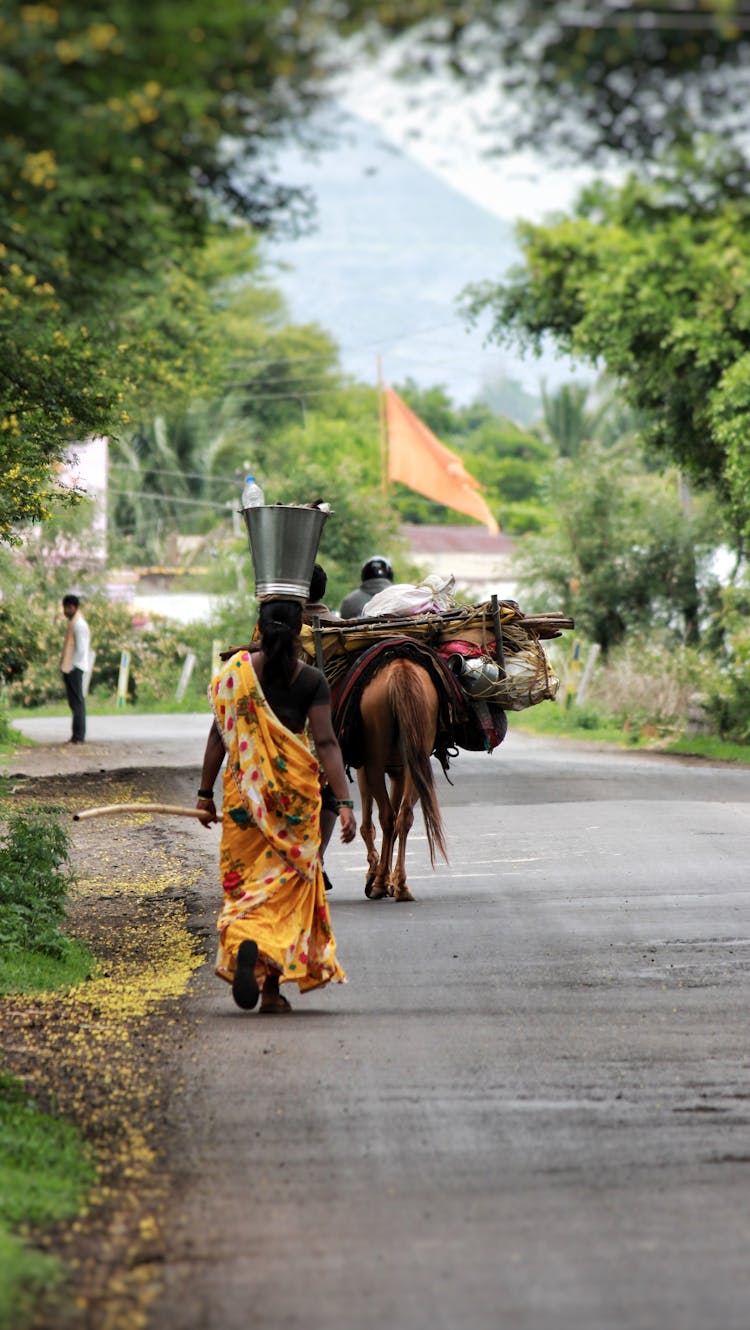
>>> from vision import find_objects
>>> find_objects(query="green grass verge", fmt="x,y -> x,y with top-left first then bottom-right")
509,702 -> 633,746
511,703 -> 750,764
0,942 -> 94,996
0,1227 -> 63,1330
661,734 -> 750,763
0,1072 -> 96,1330
0,716 -> 30,753
7,688 -> 209,720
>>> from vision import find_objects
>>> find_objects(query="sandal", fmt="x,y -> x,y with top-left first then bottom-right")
232,939 -> 259,1010
259,992 -> 292,1014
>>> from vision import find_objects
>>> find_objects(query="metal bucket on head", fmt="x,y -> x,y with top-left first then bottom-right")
243,504 -> 329,602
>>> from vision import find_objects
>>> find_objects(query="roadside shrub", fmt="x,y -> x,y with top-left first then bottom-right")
566,703 -> 606,730
698,582 -> 750,741
585,637 -> 708,733
0,598 -> 52,688
497,500 -> 551,536
0,808 -> 76,958
85,598 -> 141,696
4,593 -> 219,707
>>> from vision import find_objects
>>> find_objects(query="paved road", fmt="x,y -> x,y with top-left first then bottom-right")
139,729 -> 750,1330
10,719 -> 750,1326
7,712 -> 211,773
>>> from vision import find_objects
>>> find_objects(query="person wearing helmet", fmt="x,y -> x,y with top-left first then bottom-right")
339,556 -> 394,618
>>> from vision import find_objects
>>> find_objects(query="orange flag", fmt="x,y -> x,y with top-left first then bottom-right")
385,388 -> 499,535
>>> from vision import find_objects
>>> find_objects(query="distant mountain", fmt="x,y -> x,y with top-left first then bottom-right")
261,110 -> 574,416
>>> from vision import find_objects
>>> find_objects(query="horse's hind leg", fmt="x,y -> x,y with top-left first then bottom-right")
357,769 -> 379,896
365,766 -> 396,900
385,769 -> 405,897
391,773 -> 417,902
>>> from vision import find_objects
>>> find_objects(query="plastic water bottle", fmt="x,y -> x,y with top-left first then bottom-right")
241,475 -> 265,509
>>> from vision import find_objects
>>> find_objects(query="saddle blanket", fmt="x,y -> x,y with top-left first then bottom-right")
332,636 -> 507,772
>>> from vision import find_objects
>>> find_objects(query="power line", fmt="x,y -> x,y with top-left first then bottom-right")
108,488 -> 233,511
109,464 -> 239,485
193,316 -> 473,383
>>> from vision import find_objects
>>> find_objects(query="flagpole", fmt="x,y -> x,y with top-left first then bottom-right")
377,354 -> 388,497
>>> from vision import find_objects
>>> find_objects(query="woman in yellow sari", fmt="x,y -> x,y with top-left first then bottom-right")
196,600 -> 355,1013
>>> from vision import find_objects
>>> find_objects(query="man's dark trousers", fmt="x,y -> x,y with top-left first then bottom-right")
63,668 -> 86,742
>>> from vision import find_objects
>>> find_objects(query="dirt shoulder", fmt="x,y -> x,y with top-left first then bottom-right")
0,743 -> 211,1330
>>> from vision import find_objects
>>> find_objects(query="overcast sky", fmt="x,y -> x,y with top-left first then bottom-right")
262,48 -> 602,406
338,52 -> 600,225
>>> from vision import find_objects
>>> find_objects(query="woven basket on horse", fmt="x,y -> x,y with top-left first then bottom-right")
300,600 -> 573,713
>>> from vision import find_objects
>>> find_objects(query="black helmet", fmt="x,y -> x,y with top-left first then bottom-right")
361,556 -> 393,583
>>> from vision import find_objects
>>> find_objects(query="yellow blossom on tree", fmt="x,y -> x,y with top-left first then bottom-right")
20,3 -> 59,25
87,22 -> 118,50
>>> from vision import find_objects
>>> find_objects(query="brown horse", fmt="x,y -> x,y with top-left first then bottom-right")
356,657 -> 447,901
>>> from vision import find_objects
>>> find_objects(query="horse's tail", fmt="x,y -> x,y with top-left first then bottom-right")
388,662 -> 447,867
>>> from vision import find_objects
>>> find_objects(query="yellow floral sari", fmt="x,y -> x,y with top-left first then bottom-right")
210,650 -> 346,993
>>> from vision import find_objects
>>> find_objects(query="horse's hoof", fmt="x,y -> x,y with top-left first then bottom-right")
364,873 -> 375,898
368,883 -> 388,900
394,887 -> 415,902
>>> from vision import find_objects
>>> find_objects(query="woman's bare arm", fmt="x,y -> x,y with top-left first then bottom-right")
195,720 -> 225,826
308,702 -> 356,843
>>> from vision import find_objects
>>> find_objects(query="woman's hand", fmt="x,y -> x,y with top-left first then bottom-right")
338,805 -> 356,843
196,722 -> 224,827
196,796 -> 218,827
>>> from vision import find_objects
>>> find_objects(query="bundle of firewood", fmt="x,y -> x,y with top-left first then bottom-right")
300,599 -> 573,708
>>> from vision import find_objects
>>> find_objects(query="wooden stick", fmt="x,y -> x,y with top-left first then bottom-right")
490,592 -> 506,675
73,803 -> 222,823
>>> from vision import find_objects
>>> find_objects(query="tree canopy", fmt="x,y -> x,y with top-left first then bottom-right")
386,1 -> 750,166
7,0 -> 750,543
463,154 -> 750,545
517,442 -> 721,654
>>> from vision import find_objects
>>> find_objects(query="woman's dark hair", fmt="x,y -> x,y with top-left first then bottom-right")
258,599 -> 303,687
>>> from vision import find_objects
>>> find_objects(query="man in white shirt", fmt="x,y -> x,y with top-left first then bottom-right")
60,594 -> 91,744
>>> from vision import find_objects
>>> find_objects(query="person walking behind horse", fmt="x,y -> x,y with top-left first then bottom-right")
339,555 -> 394,618
305,561 -> 339,627
196,598 -> 356,1013
60,593 -> 91,745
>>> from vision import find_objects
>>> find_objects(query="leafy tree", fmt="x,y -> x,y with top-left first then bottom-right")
517,443 -> 722,653
540,383 -> 591,459
2,1 -> 339,300
6,0 -> 750,543
2,0 -> 424,541
539,379 -> 649,460
463,156 -> 750,545
100,230 -> 344,560
386,1 -> 750,166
